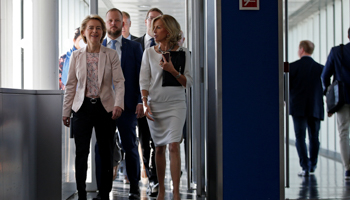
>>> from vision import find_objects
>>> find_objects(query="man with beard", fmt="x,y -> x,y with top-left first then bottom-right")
94,8 -> 143,200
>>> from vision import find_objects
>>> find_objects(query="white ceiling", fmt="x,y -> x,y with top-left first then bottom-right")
286,0 -> 312,16
96,0 -> 317,38
98,0 -> 187,38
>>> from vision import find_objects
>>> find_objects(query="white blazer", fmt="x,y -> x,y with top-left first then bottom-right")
62,45 -> 125,117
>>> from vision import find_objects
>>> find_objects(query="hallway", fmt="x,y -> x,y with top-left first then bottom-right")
286,144 -> 350,200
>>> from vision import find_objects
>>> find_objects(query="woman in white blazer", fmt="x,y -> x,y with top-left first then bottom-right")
62,14 -> 124,200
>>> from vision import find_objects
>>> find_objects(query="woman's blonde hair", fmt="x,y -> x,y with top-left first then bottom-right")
152,14 -> 182,47
80,15 -> 106,44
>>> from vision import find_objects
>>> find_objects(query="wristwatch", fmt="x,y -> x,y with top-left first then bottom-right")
175,72 -> 181,79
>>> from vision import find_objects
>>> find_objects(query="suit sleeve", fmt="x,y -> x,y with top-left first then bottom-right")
135,43 -> 143,104
111,50 -> 125,109
62,52 -> 78,117
321,48 -> 335,94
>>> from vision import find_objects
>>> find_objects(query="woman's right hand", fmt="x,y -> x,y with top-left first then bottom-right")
143,103 -> 154,121
63,116 -> 70,127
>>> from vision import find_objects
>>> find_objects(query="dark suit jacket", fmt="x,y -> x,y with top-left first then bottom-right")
133,34 -> 146,51
289,56 -> 324,120
130,34 -> 137,41
322,43 -> 350,104
103,38 -> 143,112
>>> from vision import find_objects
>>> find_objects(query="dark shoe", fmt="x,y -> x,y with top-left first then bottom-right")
147,181 -> 159,197
298,170 -> 309,177
345,170 -> 350,180
78,191 -> 87,200
92,192 -> 101,200
309,165 -> 316,173
129,184 -> 140,199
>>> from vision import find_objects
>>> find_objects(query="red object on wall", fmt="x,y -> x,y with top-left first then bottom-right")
240,0 -> 260,10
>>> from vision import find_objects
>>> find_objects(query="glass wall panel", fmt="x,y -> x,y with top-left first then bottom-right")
313,14 -> 320,65
343,0 -> 350,43
334,0 -> 342,45
319,9 -> 327,65
326,3 -> 336,150
326,4 -> 334,51
0,0 -> 23,89
1,0 -> 14,88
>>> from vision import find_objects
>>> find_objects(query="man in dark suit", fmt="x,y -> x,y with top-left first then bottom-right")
289,40 -> 324,177
122,11 -> 137,40
133,7 -> 163,197
322,28 -> 350,180
94,8 -> 143,200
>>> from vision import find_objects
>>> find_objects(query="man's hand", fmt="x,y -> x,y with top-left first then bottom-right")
112,106 -> 123,119
135,104 -> 145,118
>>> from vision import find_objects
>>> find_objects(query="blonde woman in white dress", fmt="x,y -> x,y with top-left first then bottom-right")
139,14 -> 192,200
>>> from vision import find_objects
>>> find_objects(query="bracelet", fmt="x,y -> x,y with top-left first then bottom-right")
141,96 -> 148,100
175,72 -> 181,79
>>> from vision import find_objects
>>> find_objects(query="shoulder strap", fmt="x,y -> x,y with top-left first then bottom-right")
337,44 -> 344,83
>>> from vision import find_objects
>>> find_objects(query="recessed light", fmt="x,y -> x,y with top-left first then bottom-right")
138,5 -> 150,8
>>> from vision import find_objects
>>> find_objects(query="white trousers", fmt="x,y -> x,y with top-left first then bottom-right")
337,104 -> 350,170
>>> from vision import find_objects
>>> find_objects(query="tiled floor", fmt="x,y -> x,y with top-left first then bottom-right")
67,143 -> 206,200
285,145 -> 350,200
67,144 -> 350,200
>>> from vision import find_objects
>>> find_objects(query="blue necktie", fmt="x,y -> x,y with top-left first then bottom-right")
150,38 -> 156,47
111,40 -> 117,50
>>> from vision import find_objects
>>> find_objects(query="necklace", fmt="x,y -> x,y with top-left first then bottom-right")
158,45 -> 174,54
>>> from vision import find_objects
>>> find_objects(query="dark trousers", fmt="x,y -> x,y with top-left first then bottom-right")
95,110 -> 140,187
116,111 -> 140,185
138,116 -> 158,183
72,98 -> 115,199
292,116 -> 320,171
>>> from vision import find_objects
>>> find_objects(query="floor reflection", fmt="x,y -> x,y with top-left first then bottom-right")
297,175 -> 319,199
286,145 -> 350,200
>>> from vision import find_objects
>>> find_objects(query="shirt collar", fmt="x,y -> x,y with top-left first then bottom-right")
107,34 -> 123,44
145,33 -> 153,42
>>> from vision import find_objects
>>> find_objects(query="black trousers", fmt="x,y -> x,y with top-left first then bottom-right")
72,98 -> 116,199
292,116 -> 320,171
138,116 -> 158,183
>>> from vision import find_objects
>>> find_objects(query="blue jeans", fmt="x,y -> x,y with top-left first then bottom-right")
292,116 -> 320,171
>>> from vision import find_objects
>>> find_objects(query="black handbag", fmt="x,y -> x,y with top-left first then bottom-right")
326,44 -> 345,113
326,80 -> 344,113
162,50 -> 186,87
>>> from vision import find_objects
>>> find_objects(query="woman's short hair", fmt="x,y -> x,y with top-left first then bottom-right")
152,15 -> 182,48
299,40 -> 314,55
80,15 -> 106,44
